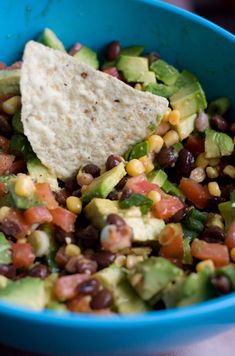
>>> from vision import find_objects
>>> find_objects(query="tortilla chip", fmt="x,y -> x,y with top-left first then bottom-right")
21,41 -> 168,179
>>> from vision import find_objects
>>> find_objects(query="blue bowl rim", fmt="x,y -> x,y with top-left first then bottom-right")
0,0 -> 235,328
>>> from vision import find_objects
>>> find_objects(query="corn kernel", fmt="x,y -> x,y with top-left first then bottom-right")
223,165 -> 235,179
114,255 -> 126,267
147,134 -> 164,153
168,109 -> 181,126
196,153 -> 209,169
126,255 -> 144,269
189,167 -> 206,183
147,190 -> 161,203
66,196 -> 82,214
206,166 -> 219,179
0,275 -> 8,289
65,237 -> 72,245
0,206 -> 10,223
28,230 -> 50,257
139,156 -> 154,174
156,121 -> 170,136
126,159 -> 145,176
131,273 -> 142,287
65,243 -> 81,257
14,174 -> 35,197
162,108 -> 171,122
134,83 -> 143,91
196,259 -> 215,273
207,213 -> 224,230
208,182 -> 221,197
2,96 -> 21,115
163,130 -> 179,147
17,238 -> 27,244
230,248 -> 235,262
209,157 -> 220,167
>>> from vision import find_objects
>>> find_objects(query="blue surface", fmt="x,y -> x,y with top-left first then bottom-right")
0,0 -> 235,354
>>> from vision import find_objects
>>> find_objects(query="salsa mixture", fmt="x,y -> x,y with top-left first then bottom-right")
0,29 -> 234,314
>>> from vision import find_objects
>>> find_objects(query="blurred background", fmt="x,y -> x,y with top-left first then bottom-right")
165,0 -> 235,33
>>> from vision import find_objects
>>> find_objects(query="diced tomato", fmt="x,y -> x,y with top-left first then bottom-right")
54,274 -> 89,301
102,67 -> 120,79
0,182 -> 6,198
12,243 -> 35,268
179,178 -> 209,209
125,174 -> 164,196
0,153 -> 14,175
68,43 -> 82,55
3,209 -> 30,239
0,62 -> 6,70
7,160 -> 26,174
191,239 -> 230,267
153,196 -> 184,220
50,207 -> 77,232
35,183 -> 58,209
159,224 -> 184,260
185,135 -> 204,156
0,136 -> 9,153
225,222 -> 235,249
156,121 -> 170,136
24,206 -> 52,225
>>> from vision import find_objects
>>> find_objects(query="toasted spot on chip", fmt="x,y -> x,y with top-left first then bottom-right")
21,41 -> 168,179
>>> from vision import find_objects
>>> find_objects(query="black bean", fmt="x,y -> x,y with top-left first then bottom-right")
211,115 -> 229,132
211,275 -> 232,295
53,189 -> 69,206
106,213 -> 126,228
230,122 -> 235,136
65,255 -> 97,274
90,289 -> 113,310
54,227 -> 75,245
0,220 -> 20,238
55,246 -> 70,267
168,206 -> 188,223
0,114 -> 13,135
83,164 -> 100,177
116,175 -> 129,190
28,264 -> 49,279
107,189 -> 119,200
177,149 -> 194,177
77,278 -> 100,296
207,196 -> 226,213
76,225 -> 100,248
120,188 -> 133,200
106,41 -> 121,61
199,226 -> 225,244
64,176 -> 78,193
221,184 -> 235,200
157,147 -> 178,168
93,250 -> 116,269
0,264 -> 16,279
105,155 -> 122,171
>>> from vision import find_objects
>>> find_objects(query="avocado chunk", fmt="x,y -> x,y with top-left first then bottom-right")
128,256 -> 182,301
27,158 -> 59,191
147,169 -> 168,187
207,96 -> 230,116
176,113 -> 197,140
0,233 -> 12,264
170,81 -> 207,118
162,274 -> 186,308
120,46 -> 144,57
0,277 -> 46,310
74,47 -> 99,69
40,28 -> 65,52
12,110 -> 24,134
205,128 -> 234,158
174,70 -> 197,88
145,83 -> 177,98
219,200 -> 235,229
85,198 -> 165,242
117,55 -> 155,84
95,264 -> 149,313
178,268 -> 215,306
0,69 -> 20,96
150,59 -> 179,86
82,162 -> 126,204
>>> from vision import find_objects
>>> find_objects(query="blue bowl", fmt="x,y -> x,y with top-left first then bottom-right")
0,0 -> 235,354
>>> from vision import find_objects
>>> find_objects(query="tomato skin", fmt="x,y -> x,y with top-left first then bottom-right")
125,174 -> 164,196
0,136 -> 9,153
185,135 -> 204,156
225,222 -> 235,249
179,178 -> 209,209
191,239 -> 230,267
24,206 -> 52,225
35,183 -> 58,209
54,274 -> 89,301
0,153 -> 14,175
159,224 -> 184,260
12,243 -> 35,268
153,196 -> 184,220
3,209 -> 30,239
50,207 -> 77,232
